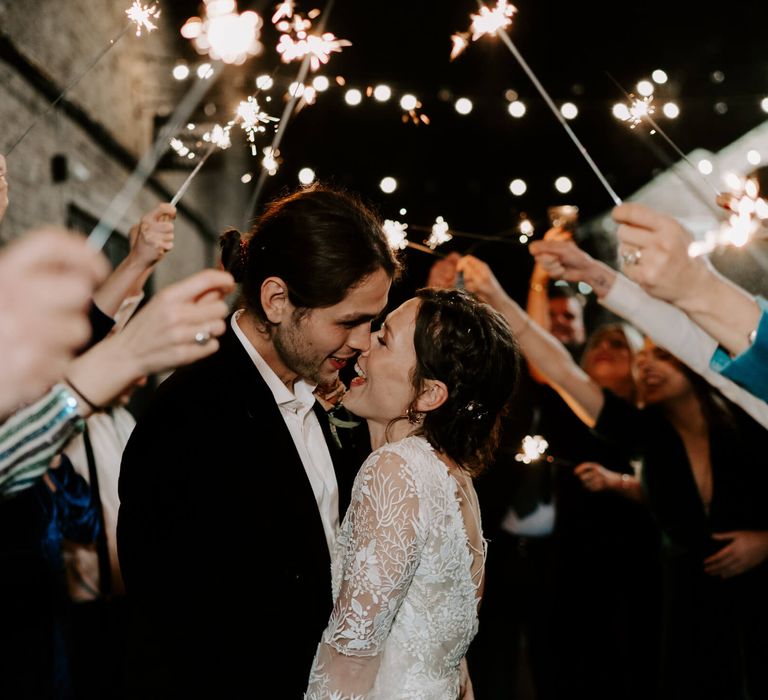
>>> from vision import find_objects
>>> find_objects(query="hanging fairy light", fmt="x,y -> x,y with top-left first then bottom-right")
451,2 -> 621,206
425,216 -> 452,249
181,1 -> 263,65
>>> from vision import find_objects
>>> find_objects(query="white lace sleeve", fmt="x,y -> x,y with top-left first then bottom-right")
306,448 -> 425,700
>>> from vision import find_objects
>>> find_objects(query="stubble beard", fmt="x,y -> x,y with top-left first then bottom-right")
272,319 -> 334,386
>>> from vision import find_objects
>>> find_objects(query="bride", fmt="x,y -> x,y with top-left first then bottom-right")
305,288 -> 520,699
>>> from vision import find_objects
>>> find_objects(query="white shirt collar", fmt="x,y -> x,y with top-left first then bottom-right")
231,310 -> 317,415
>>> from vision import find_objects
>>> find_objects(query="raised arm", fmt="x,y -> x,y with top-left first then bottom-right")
612,202 -> 761,356
92,203 -> 176,318
457,255 -> 604,426
64,268 -> 233,412
529,238 -> 768,428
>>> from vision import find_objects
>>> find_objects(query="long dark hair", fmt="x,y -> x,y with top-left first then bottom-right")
406,288 -> 521,476
219,184 -> 400,326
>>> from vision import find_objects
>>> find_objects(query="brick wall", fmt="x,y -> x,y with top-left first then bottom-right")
0,0 -> 252,289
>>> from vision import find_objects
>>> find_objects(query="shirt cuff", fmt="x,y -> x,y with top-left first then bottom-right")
709,296 -> 768,402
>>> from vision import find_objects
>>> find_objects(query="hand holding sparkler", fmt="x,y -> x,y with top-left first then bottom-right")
528,238 -> 618,300
612,202 -> 761,356
130,203 -> 176,266
456,255 -> 507,308
91,203 -> 176,319
613,202 -> 712,303
530,225 -> 572,286
426,252 -> 461,289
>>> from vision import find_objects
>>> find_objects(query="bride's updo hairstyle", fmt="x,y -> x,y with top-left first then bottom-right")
219,184 -> 400,328
409,288 -> 521,476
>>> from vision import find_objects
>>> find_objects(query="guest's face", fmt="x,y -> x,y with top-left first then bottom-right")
582,328 -> 634,389
549,296 -> 585,346
635,339 -> 692,405
343,297 -> 420,424
273,267 -> 391,386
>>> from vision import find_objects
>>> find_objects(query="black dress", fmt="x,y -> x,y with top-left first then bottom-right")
596,390 -> 768,700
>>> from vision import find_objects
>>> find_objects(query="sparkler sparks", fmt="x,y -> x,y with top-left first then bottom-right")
450,32 -> 470,60
126,1 -> 161,37
231,96 -> 279,154
276,31 -> 352,72
515,435 -> 549,464
469,0 -> 517,40
614,95 -> 655,129
425,216 -> 452,249
203,123 -> 232,150
689,176 -> 768,256
271,0 -> 295,24
383,220 -> 409,250
182,2 -> 263,65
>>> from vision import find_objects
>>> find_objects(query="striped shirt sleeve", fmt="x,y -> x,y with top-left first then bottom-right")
0,384 -> 85,498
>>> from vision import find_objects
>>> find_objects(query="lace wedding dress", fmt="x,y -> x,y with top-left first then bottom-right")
306,435 -> 485,700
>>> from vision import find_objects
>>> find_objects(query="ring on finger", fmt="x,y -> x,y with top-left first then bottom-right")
194,328 -> 212,345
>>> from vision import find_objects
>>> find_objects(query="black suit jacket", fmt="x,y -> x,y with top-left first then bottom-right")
117,321 -> 363,698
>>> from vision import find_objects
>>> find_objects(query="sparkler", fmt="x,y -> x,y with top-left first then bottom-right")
609,77 -> 722,200
276,32 -> 351,72
453,2 -> 622,206
273,1 -> 351,72
181,1 -> 263,65
169,124 -> 232,207
5,2 -> 160,155
88,66 -> 221,251
425,216 -> 453,249
383,219 -> 443,258
244,0 -> 342,226
689,177 -> 768,256
515,435 -> 549,464
232,96 -> 279,155
126,1 -> 161,36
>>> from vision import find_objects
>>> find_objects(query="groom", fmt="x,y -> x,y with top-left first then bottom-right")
117,186 -> 399,698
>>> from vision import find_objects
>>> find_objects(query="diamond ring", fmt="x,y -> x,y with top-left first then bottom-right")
621,248 -> 642,266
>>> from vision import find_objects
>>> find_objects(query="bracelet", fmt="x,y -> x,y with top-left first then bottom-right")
64,377 -> 105,413
529,282 -> 545,293
619,473 -> 630,489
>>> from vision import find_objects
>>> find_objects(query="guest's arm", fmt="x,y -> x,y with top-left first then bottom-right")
458,255 -> 604,427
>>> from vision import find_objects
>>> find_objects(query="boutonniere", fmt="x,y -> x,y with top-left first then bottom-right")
314,380 -> 361,448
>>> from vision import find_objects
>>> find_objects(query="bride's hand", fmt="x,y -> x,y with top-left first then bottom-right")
458,657 -> 475,700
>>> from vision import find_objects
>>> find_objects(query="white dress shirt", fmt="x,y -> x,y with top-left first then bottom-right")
232,311 -> 340,553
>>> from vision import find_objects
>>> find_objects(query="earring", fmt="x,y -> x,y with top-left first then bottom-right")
406,406 -> 424,424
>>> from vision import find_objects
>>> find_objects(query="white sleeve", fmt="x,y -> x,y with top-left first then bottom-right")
305,449 -> 424,700
601,273 -> 768,429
